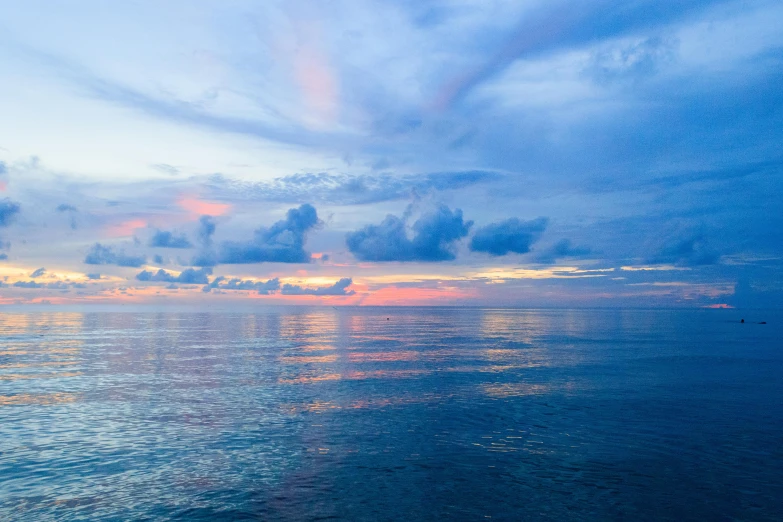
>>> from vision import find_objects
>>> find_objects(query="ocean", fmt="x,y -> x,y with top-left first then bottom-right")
1,307 -> 781,520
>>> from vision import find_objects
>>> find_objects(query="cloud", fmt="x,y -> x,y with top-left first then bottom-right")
202,276 -> 281,294
11,280 -> 73,290
218,204 -> 320,264
433,0 -> 730,109
535,239 -> 592,263
28,49 -> 330,148
151,163 -> 179,176
346,205 -> 472,262
469,217 -> 548,256
13,281 -> 44,288
86,273 -> 101,280
136,267 -> 212,284
55,203 -> 79,229
207,170 -> 501,205
649,232 -> 719,266
191,251 -> 218,267
0,254 -> 7,261
30,267 -> 46,278
190,215 -> 218,266
149,229 -> 193,249
586,36 -> 677,85
281,277 -> 355,296
0,199 -> 21,227
197,215 -> 216,246
84,243 -> 146,267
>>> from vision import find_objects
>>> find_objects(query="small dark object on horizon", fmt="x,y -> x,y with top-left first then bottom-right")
759,321 -> 767,324
741,319 -> 745,323
387,317 -> 390,320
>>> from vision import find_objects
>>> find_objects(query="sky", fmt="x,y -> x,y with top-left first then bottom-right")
0,0 -> 781,307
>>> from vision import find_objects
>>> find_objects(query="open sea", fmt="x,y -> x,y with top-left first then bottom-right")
0,307 -> 781,521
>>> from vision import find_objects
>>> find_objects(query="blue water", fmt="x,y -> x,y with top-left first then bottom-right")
1,307 -> 781,520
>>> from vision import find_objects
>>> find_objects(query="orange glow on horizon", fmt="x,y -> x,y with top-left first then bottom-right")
360,286 -> 477,306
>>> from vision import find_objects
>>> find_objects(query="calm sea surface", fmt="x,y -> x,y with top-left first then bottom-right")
0,307 -> 781,521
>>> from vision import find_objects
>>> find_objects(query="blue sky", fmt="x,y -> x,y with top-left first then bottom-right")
0,0 -> 781,307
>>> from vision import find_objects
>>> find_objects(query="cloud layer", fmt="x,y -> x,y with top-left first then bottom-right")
0,1 -> 780,307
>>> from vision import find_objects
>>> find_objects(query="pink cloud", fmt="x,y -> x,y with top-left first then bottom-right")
105,219 -> 146,238
177,197 -> 231,217
292,20 -> 339,126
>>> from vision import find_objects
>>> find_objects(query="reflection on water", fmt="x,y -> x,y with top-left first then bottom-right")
1,307 -> 782,520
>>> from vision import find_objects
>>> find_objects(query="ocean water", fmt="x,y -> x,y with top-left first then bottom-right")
0,307 -> 781,521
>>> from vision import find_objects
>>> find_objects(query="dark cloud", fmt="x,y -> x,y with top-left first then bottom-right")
136,267 -> 212,284
469,217 -> 548,256
84,243 -> 146,267
218,204 -> 320,264
202,276 -> 280,294
149,230 -> 193,249
649,232 -> 719,266
346,205 -> 472,262
0,199 -> 21,227
153,254 -> 164,264
535,239 -> 592,263
0,254 -> 7,261
30,267 -> 46,278
86,273 -> 101,280
281,278 -> 355,296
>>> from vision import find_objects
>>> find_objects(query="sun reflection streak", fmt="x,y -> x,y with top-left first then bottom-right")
0,393 -> 79,406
